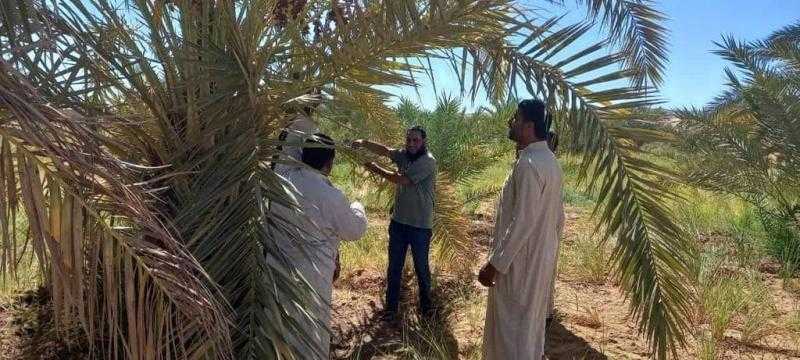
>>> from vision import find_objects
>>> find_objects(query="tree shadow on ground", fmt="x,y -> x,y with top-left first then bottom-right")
333,281 -> 460,359
545,319 -> 608,360
0,288 -> 89,360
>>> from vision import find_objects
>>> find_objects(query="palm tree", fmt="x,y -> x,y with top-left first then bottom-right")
676,22 -> 800,265
0,0 -> 691,358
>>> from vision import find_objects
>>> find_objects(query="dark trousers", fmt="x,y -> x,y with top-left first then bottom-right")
385,220 -> 433,314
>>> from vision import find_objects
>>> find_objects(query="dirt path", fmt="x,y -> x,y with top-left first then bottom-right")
331,210 -> 800,359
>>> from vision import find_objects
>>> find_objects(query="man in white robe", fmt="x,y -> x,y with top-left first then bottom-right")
546,130 -> 564,323
275,133 -> 367,359
478,99 -> 564,360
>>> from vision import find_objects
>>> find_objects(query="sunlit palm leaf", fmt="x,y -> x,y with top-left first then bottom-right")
676,29 -> 800,221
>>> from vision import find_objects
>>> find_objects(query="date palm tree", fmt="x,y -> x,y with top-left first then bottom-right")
0,0 -> 691,358
676,22 -> 800,267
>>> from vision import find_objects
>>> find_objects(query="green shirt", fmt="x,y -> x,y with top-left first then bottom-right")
389,149 -> 437,229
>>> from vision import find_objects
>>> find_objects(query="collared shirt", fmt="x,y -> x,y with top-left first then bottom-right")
389,149 -> 437,229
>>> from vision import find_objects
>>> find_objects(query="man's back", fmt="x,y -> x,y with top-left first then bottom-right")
276,167 -> 366,274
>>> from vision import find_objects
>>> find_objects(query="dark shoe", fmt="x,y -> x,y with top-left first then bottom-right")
380,310 -> 398,323
420,307 -> 436,319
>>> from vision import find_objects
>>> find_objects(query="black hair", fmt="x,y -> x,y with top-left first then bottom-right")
405,126 -> 428,162
518,99 -> 549,139
301,133 -> 335,171
408,125 -> 427,139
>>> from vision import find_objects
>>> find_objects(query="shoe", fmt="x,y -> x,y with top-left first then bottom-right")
380,310 -> 398,323
420,307 -> 437,320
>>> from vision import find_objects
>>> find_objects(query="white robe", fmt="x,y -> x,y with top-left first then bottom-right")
483,141 -> 564,360
275,166 -> 367,359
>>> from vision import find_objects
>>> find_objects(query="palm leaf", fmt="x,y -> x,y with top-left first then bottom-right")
1,0 -> 688,359
0,69 -> 232,359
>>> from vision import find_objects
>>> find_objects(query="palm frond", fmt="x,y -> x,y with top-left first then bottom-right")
676,28 -> 800,221
576,0 -> 669,87
0,69 -> 232,359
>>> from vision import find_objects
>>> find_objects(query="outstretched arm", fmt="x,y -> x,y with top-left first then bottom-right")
364,162 -> 412,186
352,139 -> 393,158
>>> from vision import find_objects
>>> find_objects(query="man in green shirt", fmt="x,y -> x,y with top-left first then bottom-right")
352,126 -> 437,319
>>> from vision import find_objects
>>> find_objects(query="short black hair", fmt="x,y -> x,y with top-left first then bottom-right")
408,125 -> 427,139
518,99 -> 549,139
301,133 -> 335,170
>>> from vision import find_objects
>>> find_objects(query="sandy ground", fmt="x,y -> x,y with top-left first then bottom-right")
330,208 -> 800,359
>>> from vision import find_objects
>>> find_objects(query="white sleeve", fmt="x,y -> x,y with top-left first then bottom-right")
326,188 -> 368,242
489,158 -> 543,274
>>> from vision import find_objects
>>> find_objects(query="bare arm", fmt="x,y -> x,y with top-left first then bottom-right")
364,162 -> 412,186
353,139 -> 393,158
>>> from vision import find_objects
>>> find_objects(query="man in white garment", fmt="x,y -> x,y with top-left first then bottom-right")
478,99 -> 564,360
546,130 -> 563,324
276,133 -> 367,359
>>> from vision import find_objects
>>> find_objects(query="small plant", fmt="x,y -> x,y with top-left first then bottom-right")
697,333 -> 719,360
738,280 -> 775,345
777,247 -> 799,289
786,310 -> 800,336
727,207 -> 766,269
572,235 -> 609,284
701,277 -> 746,340
573,305 -> 603,329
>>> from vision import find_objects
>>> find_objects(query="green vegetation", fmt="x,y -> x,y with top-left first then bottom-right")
0,0 -> 797,359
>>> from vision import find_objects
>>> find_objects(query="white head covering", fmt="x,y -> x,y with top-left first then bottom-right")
276,114 -> 319,174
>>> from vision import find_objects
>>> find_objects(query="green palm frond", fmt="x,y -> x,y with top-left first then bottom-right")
546,0 -> 669,86
1,0 -> 688,358
576,0 -> 669,87
676,28 -> 800,221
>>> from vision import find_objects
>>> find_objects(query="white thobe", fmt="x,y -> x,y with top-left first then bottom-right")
547,209 -> 566,318
483,141 -> 564,360
275,166 -> 367,359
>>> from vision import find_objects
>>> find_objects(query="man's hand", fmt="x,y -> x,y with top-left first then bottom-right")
351,139 -> 365,149
363,161 -> 378,173
478,262 -> 497,287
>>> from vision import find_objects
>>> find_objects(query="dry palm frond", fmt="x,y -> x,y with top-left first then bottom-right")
0,69 -> 232,359
1,0 -> 686,358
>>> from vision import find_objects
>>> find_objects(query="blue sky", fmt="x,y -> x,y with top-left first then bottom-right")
386,0 -> 800,111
